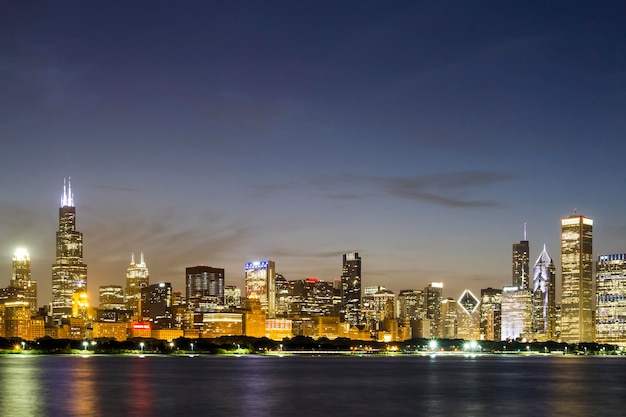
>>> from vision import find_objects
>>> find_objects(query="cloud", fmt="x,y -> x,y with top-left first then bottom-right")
261,171 -> 517,208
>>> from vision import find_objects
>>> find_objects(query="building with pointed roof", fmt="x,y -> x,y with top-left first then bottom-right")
531,245 -> 556,341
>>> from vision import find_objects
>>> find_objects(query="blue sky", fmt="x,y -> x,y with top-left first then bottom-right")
1,1 -> 625,305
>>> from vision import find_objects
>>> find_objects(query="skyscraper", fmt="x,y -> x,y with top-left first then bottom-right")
186,265 -> 225,310
480,287 -> 502,341
341,252 -> 361,326
424,282 -> 443,338
245,261 -> 276,317
141,282 -> 173,328
99,285 -> 125,310
125,252 -> 149,316
51,179 -> 88,321
560,214 -> 593,343
596,253 -> 626,345
531,245 -> 556,341
10,248 -> 37,315
512,224 -> 530,289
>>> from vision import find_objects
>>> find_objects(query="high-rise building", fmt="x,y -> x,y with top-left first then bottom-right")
99,285 -> 125,310
457,289 -> 480,340
424,282 -> 443,338
51,178 -> 88,321
125,252 -> 149,316
341,252 -> 361,326
186,265 -> 225,310
480,287 -> 502,341
397,289 -> 425,321
560,214 -> 593,343
596,253 -> 626,345
10,248 -> 37,314
245,261 -> 276,318
441,298 -> 458,339
531,245 -> 556,341
141,282 -> 173,328
224,285 -> 242,309
513,224 -> 530,289
501,285 -> 532,340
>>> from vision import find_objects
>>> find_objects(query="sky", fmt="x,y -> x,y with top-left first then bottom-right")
1,1 -> 625,307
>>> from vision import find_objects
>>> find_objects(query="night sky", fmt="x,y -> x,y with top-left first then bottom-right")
2,1 -> 625,306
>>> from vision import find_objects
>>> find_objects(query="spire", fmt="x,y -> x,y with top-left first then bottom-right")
523,222 -> 527,241
131,252 -> 135,265
61,177 -> 74,207
140,251 -> 144,265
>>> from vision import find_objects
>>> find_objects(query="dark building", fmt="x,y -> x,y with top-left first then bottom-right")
141,282 -> 173,328
51,178 -> 88,321
341,252 -> 361,325
512,224 -> 530,289
186,266 -> 225,311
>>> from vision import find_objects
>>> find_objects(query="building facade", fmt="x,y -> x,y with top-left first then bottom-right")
560,214 -> 593,343
245,261 -> 276,317
501,285 -> 532,340
186,265 -> 225,311
424,282 -> 443,338
99,285 -> 125,310
341,252 -> 361,326
51,179 -> 88,321
596,253 -> 626,345
10,248 -> 37,315
480,287 -> 502,341
531,245 -> 556,341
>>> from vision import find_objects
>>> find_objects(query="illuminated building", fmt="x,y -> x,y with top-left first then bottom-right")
245,261 -> 276,317
125,252 -> 149,316
596,253 -> 626,345
4,301 -> 31,339
142,282 -> 173,328
457,290 -> 480,340
99,285 -> 125,310
424,282 -> 443,338
92,321 -> 127,341
266,318 -> 293,340
480,287 -> 502,341
244,298 -> 266,337
560,214 -> 593,343
531,245 -> 556,341
129,321 -> 151,338
275,274 -> 290,316
341,252 -> 361,325
202,312 -> 243,338
151,328 -> 183,341
362,287 -> 395,331
441,298 -> 457,339
51,178 -> 88,321
286,278 -> 339,317
186,265 -> 225,311
501,286 -> 532,340
397,289 -> 425,321
10,248 -> 37,315
224,285 -> 242,309
513,224 -> 530,289
72,288 -> 90,321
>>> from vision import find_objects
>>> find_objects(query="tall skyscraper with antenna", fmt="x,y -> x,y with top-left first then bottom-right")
51,178 -> 88,321
126,252 -> 150,317
512,223 -> 530,290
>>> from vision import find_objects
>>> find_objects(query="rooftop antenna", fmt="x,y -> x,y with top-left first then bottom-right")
574,207 -> 577,215
131,252 -> 135,265
523,222 -> 527,241
140,251 -> 145,265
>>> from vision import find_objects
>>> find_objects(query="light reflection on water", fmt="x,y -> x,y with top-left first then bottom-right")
0,354 -> 624,417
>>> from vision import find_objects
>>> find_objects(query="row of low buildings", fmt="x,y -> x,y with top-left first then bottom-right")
1,181 -> 625,346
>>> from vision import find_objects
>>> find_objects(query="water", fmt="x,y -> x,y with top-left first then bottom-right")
0,354 -> 623,417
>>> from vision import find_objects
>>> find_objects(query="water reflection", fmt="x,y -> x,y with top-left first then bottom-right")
125,357 -> 155,417
69,357 -> 100,417
0,356 -> 44,416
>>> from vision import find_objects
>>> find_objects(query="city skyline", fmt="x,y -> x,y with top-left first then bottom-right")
2,2 -> 625,306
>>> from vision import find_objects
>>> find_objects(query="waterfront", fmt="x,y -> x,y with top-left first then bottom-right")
0,354 -> 623,417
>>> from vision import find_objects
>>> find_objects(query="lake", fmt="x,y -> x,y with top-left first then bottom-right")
0,354 -> 622,416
